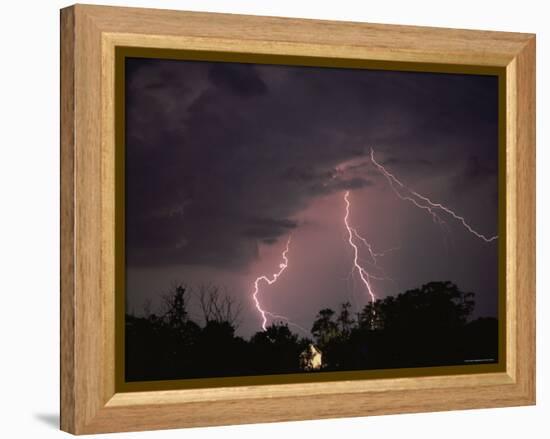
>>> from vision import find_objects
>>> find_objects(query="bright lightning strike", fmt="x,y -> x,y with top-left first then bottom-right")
264,311 -> 310,336
252,236 -> 292,331
344,191 -> 377,304
370,149 -> 498,243
351,228 -> 398,268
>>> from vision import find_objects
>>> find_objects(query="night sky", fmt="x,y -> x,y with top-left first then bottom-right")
125,57 -> 499,337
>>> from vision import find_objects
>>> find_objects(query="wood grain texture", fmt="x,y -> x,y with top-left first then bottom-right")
60,4 -> 536,434
81,4 -> 530,66
513,37 -> 536,398
60,6 -> 75,433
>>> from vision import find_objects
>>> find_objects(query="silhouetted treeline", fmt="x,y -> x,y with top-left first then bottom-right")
125,281 -> 498,382
312,282 -> 497,371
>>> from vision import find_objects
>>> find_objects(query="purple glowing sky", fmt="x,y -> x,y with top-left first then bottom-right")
124,57 -> 499,337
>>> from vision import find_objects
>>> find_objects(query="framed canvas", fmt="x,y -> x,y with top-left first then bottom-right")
60,4 -> 536,435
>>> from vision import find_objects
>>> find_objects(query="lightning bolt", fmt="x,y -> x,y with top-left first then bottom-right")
370,149 -> 497,243
344,191 -> 377,305
252,236 -> 293,331
351,228 -> 399,268
264,311 -> 310,335
250,147 -> 493,333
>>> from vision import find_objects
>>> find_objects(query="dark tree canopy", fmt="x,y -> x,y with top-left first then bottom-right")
125,281 -> 497,381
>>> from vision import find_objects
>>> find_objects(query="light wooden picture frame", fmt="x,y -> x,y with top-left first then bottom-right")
60,4 -> 535,434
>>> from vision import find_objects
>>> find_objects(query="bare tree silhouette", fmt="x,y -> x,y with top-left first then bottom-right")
197,283 -> 242,328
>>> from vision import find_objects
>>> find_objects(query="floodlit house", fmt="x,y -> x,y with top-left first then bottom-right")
300,343 -> 323,371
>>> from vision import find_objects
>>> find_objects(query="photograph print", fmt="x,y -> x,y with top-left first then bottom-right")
123,54 -> 501,383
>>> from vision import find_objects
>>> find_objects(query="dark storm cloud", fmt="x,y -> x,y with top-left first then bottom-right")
244,217 -> 298,239
451,154 -> 498,195
309,177 -> 374,197
382,157 -> 433,168
125,58 -> 498,270
282,165 -> 336,183
208,63 -> 268,97
281,165 -> 374,196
